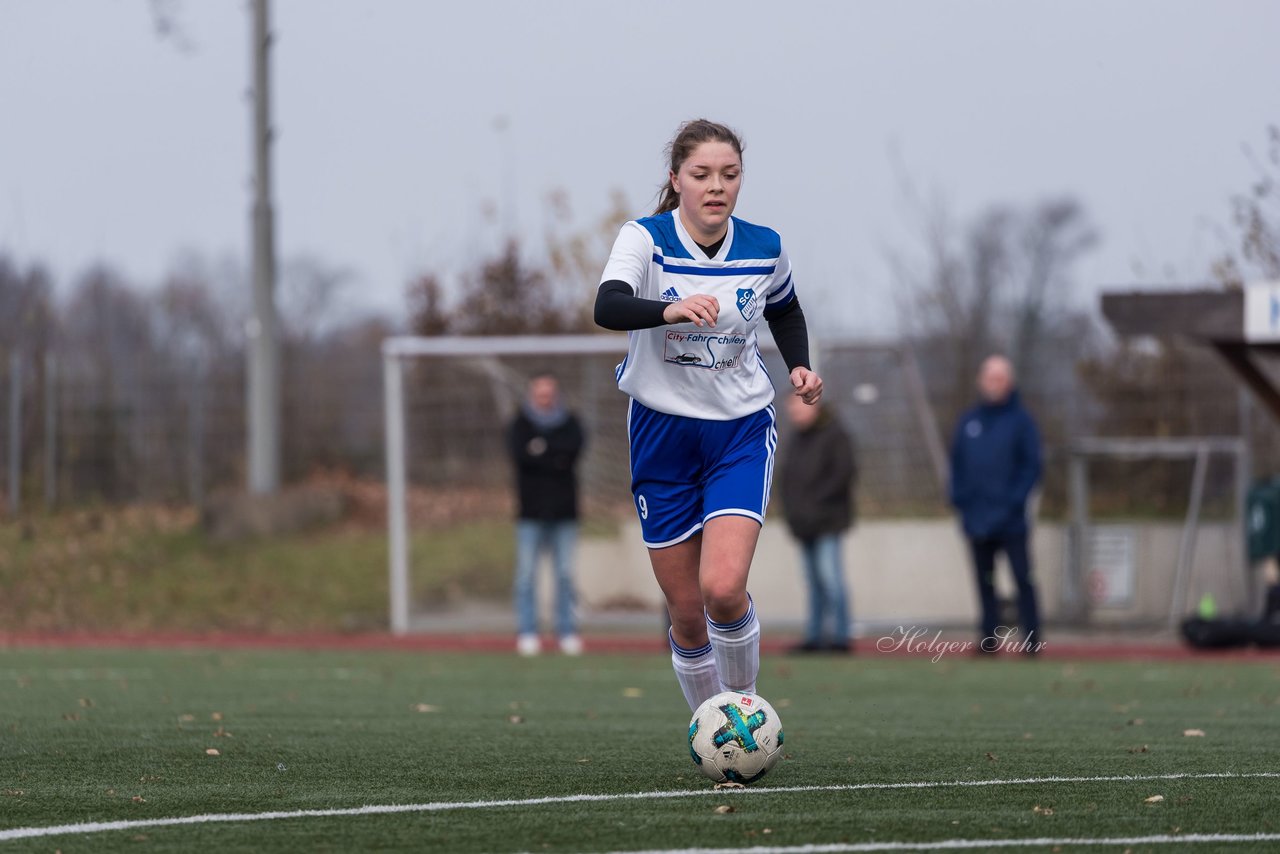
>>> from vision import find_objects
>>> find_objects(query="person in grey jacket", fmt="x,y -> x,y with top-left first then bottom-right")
779,395 -> 857,653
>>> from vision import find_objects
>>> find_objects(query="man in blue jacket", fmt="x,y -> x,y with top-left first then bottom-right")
948,355 -> 1043,654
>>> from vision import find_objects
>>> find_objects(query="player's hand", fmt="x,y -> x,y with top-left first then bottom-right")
663,294 -> 719,328
790,367 -> 823,405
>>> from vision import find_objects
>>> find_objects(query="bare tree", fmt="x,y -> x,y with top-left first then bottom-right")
890,199 -> 973,411
277,255 -> 356,343
1214,124 -> 1280,287
0,256 -> 56,359
147,0 -> 197,53
1007,198 -> 1099,378
449,241 -> 564,335
401,189 -> 632,338
155,264 -> 236,365
406,273 -> 452,337
544,187 -> 632,328
891,194 -> 1098,419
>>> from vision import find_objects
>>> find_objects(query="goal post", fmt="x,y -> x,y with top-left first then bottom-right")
382,335 -> 630,635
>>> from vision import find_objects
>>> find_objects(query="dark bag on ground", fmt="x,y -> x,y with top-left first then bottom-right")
1249,622 -> 1280,647
1180,617 -> 1255,649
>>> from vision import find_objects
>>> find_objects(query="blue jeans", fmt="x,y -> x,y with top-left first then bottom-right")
799,534 -> 849,644
513,520 -> 578,637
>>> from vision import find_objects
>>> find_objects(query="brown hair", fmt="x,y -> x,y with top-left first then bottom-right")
653,119 -> 745,215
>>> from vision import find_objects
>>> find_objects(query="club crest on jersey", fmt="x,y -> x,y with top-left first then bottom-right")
736,288 -> 758,321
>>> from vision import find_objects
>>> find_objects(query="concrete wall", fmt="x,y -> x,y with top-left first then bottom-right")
567,518 -> 1248,632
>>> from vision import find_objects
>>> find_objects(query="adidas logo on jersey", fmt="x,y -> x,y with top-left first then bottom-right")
660,287 -> 681,303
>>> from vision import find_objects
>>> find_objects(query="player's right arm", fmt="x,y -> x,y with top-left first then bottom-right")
594,223 -> 718,330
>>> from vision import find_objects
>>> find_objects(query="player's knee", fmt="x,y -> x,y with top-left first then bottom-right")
667,602 -> 707,643
701,581 -> 747,623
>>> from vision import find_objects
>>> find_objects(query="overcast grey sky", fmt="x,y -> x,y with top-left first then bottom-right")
2,0 -> 1277,336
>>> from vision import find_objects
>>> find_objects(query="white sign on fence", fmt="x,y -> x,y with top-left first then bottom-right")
1085,525 -> 1137,608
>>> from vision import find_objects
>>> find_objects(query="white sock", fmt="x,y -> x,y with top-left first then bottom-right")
706,596 -> 760,694
669,629 -> 721,712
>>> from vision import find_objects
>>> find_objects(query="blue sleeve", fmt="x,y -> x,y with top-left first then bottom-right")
1010,413 -> 1042,506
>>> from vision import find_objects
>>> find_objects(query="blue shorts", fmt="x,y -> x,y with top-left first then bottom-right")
627,399 -> 778,548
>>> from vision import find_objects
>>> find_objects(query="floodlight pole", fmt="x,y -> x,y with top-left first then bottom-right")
247,0 -> 280,494
1064,451 -> 1090,624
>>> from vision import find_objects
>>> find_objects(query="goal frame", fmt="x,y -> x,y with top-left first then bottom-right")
381,334 -> 629,635
1063,436 -> 1249,628
380,332 -> 948,635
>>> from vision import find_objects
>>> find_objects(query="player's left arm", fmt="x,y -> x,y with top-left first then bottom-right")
766,300 -> 822,405
763,245 -> 822,405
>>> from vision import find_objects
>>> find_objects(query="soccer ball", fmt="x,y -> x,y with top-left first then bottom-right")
687,691 -> 784,784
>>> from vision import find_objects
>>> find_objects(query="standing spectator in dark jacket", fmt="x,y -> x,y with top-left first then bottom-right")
949,355 -> 1043,654
779,395 -> 857,653
507,373 -> 585,657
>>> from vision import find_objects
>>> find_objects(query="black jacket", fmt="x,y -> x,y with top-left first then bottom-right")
779,409 -> 857,541
507,410 -> 585,521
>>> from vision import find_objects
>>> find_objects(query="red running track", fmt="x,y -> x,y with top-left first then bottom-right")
0,631 -> 1277,661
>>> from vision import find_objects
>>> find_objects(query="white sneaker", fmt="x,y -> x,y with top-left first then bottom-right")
516,634 -> 541,657
559,635 -> 584,656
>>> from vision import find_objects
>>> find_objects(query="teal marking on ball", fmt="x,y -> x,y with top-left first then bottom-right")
712,703 -> 766,752
688,719 -> 702,765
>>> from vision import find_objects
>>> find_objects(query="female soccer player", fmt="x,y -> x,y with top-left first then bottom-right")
594,119 -> 823,711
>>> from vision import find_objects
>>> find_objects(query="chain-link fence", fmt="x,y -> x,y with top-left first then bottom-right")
3,334 -> 1278,522
0,343 -> 385,513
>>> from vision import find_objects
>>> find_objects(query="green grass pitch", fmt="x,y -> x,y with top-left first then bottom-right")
2,647 -> 1278,852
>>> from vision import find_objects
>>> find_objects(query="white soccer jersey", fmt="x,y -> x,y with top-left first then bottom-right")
599,210 -> 797,421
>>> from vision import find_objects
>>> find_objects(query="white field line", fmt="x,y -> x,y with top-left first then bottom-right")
616,834 -> 1280,853
0,771 -> 1277,843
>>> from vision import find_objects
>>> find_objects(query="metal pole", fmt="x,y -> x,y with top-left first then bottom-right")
1169,444 -> 1209,627
1065,451 -> 1090,623
247,0 -> 280,494
1236,394 -> 1255,612
7,353 -> 20,515
43,353 -> 56,509
384,352 -> 410,635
